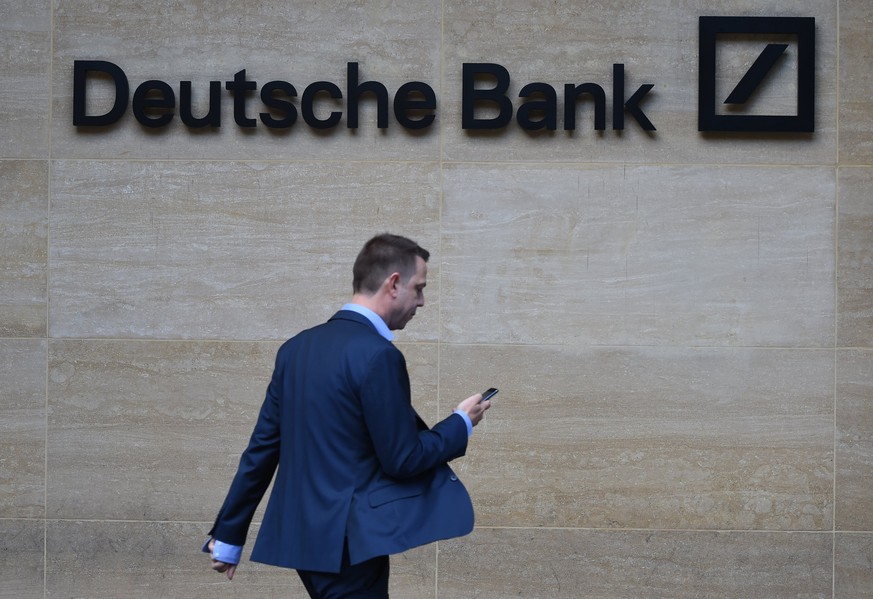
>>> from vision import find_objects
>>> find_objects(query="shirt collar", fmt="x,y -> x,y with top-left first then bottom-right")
341,303 -> 394,341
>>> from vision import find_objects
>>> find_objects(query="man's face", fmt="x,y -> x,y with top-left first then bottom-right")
388,256 -> 427,330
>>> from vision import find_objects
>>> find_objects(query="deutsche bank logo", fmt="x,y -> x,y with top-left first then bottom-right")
699,16 -> 815,132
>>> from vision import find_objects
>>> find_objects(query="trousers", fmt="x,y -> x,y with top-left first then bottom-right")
296,540 -> 390,599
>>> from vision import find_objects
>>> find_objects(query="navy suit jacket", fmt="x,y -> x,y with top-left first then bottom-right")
209,310 -> 474,573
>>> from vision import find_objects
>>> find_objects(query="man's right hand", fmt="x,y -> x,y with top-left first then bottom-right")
456,392 -> 492,427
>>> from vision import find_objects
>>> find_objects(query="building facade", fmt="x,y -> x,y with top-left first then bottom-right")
1,0 -> 872,597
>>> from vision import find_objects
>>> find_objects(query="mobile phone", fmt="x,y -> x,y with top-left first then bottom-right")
480,387 -> 499,402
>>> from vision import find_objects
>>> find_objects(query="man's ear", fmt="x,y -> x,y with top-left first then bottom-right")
385,272 -> 401,298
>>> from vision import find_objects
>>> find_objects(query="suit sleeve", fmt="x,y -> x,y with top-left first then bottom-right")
360,345 -> 468,479
207,351 -> 284,546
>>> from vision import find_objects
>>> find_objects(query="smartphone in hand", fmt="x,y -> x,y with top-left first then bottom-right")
480,387 -> 498,402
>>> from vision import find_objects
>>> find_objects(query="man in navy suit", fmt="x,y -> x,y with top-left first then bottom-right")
204,233 -> 491,598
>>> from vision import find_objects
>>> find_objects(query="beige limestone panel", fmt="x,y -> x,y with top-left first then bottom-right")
46,516 -> 435,597
442,344 -> 833,531
0,1 -> 49,158
839,0 -> 873,164
0,340 -> 45,518
836,533 -> 873,598
0,519 -> 44,599
0,160 -> 47,337
836,349 -> 873,531
438,529 -> 832,598
442,0 -> 836,165
52,0 -> 441,160
46,521 -> 303,598
47,339 -> 277,521
49,160 -> 440,341
441,164 -> 834,347
838,168 -> 873,347
397,341 -> 440,425
47,339 -> 439,521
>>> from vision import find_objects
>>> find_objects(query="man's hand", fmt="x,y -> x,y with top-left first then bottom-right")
456,392 -> 492,427
207,538 -> 237,580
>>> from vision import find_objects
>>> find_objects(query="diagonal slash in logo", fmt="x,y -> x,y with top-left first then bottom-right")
724,43 -> 788,105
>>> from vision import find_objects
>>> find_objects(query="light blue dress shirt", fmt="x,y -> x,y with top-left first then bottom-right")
204,304 -> 472,565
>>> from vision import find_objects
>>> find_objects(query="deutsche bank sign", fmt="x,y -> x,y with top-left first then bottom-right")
698,16 -> 815,132
72,16 -> 815,135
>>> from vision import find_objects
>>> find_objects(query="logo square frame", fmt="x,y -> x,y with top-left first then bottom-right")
698,16 -> 815,133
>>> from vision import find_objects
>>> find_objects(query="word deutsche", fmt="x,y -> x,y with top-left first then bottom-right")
73,60 -> 436,130
73,60 -> 656,131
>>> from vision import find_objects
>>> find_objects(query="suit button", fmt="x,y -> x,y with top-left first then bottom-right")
450,474 -> 458,481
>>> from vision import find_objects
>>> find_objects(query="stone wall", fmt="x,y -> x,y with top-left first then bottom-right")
1,0 -> 871,596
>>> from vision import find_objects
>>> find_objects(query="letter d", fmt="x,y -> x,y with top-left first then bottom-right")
73,60 -> 129,126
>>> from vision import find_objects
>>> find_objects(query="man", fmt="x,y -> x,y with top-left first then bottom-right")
204,233 -> 491,598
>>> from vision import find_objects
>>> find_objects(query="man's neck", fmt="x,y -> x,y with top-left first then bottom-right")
350,294 -> 388,323
343,300 -> 394,341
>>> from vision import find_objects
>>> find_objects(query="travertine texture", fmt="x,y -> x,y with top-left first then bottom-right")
0,340 -> 45,518
835,533 -> 873,598
442,344 -> 833,531
0,520 -> 43,599
439,529 -> 833,598
839,0 -> 873,163
837,350 -> 873,531
46,339 -> 438,521
49,160 -> 441,341
441,164 -> 834,347
0,160 -> 47,337
0,341 -> 45,599
2,0 -> 871,597
45,521 -> 434,598
0,0 -> 50,158
47,340 -> 278,521
838,168 -> 873,346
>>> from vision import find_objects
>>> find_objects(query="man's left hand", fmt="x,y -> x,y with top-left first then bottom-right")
207,538 -> 237,580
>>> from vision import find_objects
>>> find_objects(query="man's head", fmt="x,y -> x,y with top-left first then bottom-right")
352,234 -> 430,330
